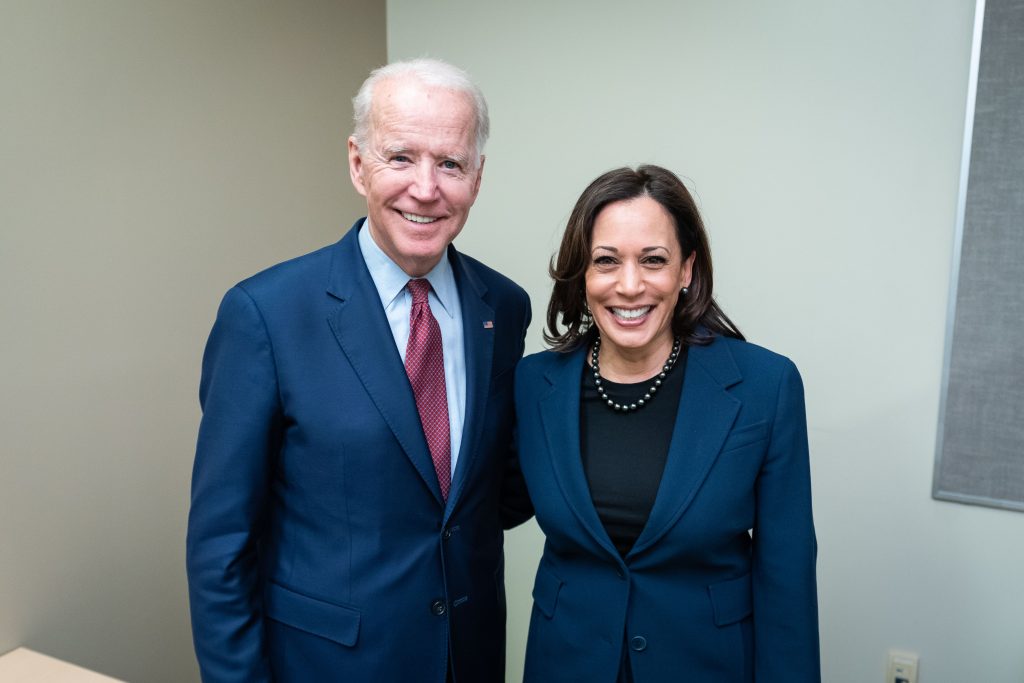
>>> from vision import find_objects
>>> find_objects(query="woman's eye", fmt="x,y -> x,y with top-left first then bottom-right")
643,255 -> 668,265
593,255 -> 616,265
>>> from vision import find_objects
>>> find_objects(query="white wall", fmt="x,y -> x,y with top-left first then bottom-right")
387,1 -> 1024,681
0,2 -> 385,680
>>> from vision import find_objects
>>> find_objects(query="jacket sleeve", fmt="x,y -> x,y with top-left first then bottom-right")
752,359 -> 821,681
500,291 -> 535,529
186,285 -> 281,682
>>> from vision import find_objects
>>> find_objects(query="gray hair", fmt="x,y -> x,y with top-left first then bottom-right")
351,58 -> 490,163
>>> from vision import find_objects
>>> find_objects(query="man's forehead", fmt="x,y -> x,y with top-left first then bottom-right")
371,78 -> 474,124
367,84 -> 477,157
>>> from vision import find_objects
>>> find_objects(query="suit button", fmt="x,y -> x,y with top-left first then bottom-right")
615,568 -> 625,579
630,636 -> 647,652
430,600 -> 447,616
442,528 -> 452,540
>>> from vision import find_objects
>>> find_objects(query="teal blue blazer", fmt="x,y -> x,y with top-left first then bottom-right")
514,336 -> 819,682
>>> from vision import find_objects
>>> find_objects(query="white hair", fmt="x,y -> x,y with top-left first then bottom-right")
351,58 -> 490,163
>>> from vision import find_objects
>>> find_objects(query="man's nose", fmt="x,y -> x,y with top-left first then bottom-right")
408,163 -> 440,201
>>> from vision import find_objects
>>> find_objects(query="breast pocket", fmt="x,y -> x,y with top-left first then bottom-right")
720,420 -> 769,453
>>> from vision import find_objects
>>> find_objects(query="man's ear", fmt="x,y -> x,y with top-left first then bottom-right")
348,136 -> 368,197
471,154 -> 485,199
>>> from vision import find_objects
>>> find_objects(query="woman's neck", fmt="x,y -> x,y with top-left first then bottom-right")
592,334 -> 675,383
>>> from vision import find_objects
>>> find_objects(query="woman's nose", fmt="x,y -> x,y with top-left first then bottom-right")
615,263 -> 644,295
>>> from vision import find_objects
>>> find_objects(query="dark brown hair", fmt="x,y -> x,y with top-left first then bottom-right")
544,164 -> 744,351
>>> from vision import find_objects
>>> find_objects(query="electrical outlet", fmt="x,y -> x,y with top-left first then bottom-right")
886,650 -> 918,683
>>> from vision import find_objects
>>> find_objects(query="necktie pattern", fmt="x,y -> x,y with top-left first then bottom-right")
404,278 -> 451,500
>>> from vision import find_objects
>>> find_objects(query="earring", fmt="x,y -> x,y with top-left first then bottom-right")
582,299 -> 592,318
681,287 -> 689,296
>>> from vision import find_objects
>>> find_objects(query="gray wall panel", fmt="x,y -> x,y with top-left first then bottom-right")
935,0 -> 1024,510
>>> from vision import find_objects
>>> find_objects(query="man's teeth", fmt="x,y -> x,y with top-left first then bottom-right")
402,212 -> 438,224
611,307 -> 650,320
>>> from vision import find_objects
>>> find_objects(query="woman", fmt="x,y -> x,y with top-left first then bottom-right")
514,165 -> 819,682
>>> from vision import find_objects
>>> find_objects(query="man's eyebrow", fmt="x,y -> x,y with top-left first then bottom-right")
442,151 -> 472,166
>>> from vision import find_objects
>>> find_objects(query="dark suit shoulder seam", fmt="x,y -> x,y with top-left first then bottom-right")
232,283 -> 285,410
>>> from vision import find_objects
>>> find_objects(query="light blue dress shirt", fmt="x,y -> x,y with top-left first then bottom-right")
358,222 -> 466,478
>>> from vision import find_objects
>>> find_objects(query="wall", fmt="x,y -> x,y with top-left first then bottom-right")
387,0 -> 1024,681
0,1 -> 385,680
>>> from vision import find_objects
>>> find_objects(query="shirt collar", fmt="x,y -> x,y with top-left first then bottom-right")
358,219 -> 457,318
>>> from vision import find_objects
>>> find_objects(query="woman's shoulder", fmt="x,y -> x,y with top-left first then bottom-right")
697,334 -> 800,379
518,348 -> 566,372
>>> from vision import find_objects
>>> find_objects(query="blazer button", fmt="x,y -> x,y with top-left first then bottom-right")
630,636 -> 647,652
442,528 -> 452,540
430,599 -> 447,616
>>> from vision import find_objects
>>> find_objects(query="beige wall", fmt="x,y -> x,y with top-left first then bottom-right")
0,1 -> 385,680
387,0 -> 1024,681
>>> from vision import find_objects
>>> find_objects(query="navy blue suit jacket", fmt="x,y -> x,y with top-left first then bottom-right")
514,336 -> 819,682
186,220 -> 531,682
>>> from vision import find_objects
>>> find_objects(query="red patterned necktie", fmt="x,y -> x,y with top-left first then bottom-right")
404,278 -> 451,500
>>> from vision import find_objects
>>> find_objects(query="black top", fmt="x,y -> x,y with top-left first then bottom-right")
579,347 -> 688,557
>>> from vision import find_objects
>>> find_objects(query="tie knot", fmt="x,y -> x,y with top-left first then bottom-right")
407,278 -> 431,305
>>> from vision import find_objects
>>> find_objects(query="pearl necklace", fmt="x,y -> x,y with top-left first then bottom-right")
590,335 -> 682,413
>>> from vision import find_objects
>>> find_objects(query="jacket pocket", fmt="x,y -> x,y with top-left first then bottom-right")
707,573 -> 753,626
531,562 -> 563,619
720,420 -> 769,453
264,581 -> 361,646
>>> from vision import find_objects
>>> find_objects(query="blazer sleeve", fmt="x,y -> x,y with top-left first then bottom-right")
499,290 -> 535,529
752,359 -> 821,682
186,285 -> 281,683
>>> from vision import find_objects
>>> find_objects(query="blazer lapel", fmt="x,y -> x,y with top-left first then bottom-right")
444,248 -> 494,515
630,339 -> 743,556
325,221 -> 444,504
539,347 -> 620,558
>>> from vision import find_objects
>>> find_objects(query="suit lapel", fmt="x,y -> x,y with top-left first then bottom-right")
539,347 -> 621,558
630,338 -> 743,556
445,248 -> 494,515
325,221 -> 444,504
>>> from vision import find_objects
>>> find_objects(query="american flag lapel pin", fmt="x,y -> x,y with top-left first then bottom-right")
483,320 -> 494,329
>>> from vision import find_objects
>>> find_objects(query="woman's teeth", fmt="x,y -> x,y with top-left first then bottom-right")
611,306 -> 651,320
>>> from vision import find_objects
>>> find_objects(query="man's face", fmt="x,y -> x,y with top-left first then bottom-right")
348,77 -> 484,277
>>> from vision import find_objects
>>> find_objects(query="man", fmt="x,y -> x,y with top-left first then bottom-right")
186,59 -> 531,682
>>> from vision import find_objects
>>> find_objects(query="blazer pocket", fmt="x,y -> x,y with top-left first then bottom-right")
707,573 -> 753,626
720,420 -> 769,453
531,562 -> 563,620
264,580 -> 361,646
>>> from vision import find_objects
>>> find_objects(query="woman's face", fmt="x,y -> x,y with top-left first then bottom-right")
584,196 -> 694,367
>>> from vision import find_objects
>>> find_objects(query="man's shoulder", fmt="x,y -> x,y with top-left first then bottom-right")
233,226 -> 357,303
453,251 -> 528,303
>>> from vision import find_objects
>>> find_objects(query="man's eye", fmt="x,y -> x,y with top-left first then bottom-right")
441,160 -> 460,170
392,155 -> 410,163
